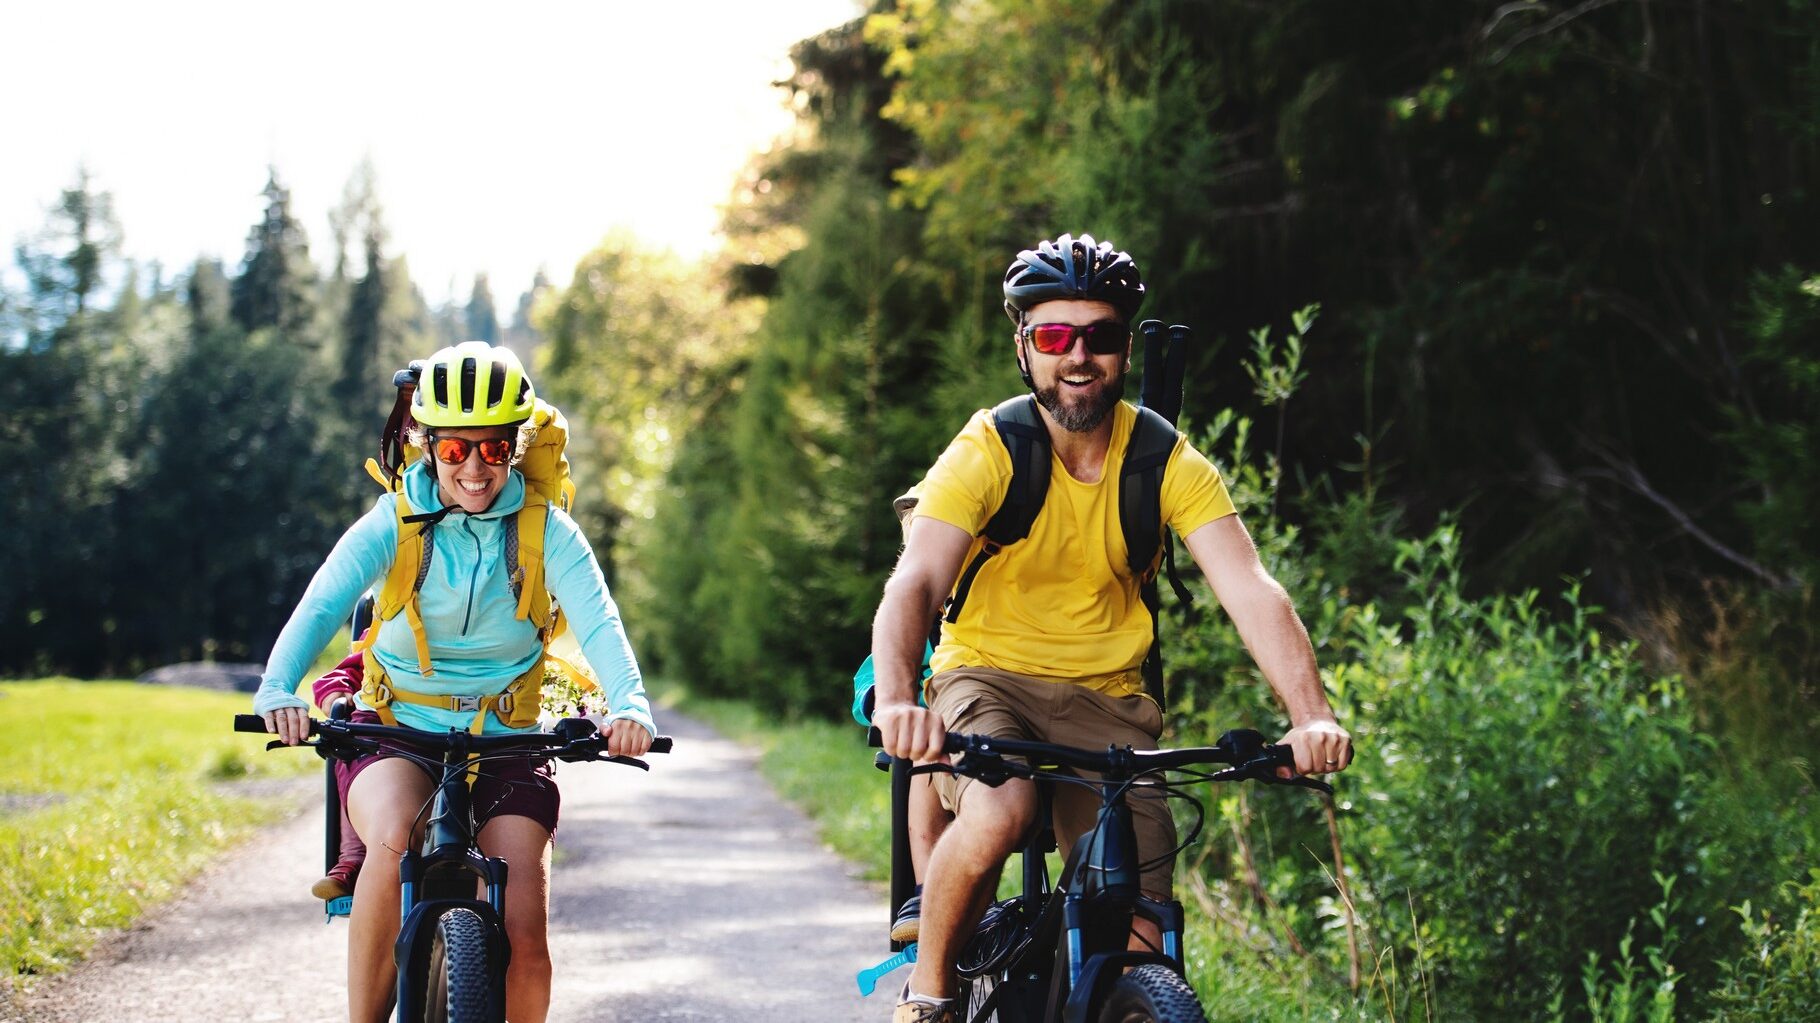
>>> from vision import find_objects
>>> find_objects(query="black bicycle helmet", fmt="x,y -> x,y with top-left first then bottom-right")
1002,233 -> 1145,325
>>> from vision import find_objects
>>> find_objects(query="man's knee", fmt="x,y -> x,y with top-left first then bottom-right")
951,782 -> 1038,854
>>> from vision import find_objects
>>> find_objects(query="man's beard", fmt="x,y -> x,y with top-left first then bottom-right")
1034,368 -> 1126,433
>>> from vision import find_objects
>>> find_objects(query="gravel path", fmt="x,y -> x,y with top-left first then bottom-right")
9,711 -> 893,1023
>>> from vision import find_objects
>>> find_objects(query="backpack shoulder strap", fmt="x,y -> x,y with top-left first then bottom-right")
980,395 -> 1051,546
945,395 -> 1052,624
511,496 -> 552,628
1120,404 -> 1189,709
355,490 -> 435,686
1119,404 -> 1178,580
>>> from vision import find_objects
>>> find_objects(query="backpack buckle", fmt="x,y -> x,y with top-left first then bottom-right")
449,695 -> 483,713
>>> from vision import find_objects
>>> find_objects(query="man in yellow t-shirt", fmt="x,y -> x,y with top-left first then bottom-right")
872,233 -> 1353,1023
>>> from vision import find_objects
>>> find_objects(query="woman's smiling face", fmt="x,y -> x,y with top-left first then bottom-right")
429,426 -> 516,513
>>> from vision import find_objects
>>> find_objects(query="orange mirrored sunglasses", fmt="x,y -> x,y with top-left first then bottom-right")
432,435 -> 514,466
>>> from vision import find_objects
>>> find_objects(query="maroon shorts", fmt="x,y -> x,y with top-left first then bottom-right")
335,710 -> 562,836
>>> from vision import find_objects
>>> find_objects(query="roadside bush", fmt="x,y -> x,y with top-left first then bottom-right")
1702,871 -> 1820,1023
1161,388 -> 1797,1019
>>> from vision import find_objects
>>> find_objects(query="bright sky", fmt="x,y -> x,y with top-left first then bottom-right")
0,0 -> 860,304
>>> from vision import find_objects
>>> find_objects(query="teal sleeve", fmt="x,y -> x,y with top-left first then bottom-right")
851,643 -> 935,727
252,496 -> 397,715
543,508 -> 654,737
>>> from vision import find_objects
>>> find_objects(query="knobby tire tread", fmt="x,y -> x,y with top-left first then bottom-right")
1099,964 -> 1208,1023
427,907 -> 492,1023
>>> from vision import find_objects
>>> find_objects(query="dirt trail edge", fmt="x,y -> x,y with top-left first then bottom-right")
13,710 -> 888,1023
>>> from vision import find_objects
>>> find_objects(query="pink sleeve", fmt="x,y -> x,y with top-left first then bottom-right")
310,651 -> 365,706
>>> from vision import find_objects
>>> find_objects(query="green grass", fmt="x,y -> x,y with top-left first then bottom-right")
0,680 -> 313,993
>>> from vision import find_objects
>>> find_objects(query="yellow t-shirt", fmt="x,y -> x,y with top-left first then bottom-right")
914,401 -> 1237,697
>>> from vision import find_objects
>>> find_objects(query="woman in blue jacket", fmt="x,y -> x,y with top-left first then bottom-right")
255,342 -> 653,1023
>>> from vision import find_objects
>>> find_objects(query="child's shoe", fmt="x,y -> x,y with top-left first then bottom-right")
889,891 -> 923,943
309,860 -> 359,901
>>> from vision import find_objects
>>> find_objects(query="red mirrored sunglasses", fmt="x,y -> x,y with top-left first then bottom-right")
432,435 -> 515,466
1022,320 -> 1129,356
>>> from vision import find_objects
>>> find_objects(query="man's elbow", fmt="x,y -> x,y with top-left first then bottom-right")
1218,568 -> 1295,619
880,566 -> 944,621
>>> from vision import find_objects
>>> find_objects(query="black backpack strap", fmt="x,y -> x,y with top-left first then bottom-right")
1120,405 -> 1186,708
945,396 -> 1051,625
1119,406 -> 1177,581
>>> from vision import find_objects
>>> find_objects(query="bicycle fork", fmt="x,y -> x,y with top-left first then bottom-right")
1055,789 -> 1189,1023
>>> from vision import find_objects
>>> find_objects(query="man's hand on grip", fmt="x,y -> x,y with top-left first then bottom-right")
875,702 -> 946,763
1278,718 -> 1352,778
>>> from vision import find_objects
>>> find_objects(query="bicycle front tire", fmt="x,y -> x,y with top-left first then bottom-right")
1098,964 -> 1208,1023
423,907 -> 493,1023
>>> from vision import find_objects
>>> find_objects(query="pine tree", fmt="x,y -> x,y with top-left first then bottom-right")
466,274 -> 499,343
231,169 -> 318,342
1,171 -> 128,672
503,269 -> 551,360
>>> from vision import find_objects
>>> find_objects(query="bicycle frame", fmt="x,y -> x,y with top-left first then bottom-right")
957,766 -> 1191,1023
392,729 -> 512,1022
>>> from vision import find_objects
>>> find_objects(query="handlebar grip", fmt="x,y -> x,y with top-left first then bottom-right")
649,736 -> 674,755
233,714 -> 270,733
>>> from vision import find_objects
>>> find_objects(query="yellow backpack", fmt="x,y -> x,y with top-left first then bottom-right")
354,386 -> 596,734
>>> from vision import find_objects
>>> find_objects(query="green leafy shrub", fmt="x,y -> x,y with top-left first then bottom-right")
1702,871 -> 1820,1022
1158,347 -> 1787,1017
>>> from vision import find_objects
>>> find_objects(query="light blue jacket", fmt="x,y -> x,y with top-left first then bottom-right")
252,461 -> 653,737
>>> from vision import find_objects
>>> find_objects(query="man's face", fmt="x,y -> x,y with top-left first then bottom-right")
1016,298 -> 1129,433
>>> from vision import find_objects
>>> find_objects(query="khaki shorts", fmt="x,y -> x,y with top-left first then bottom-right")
926,665 -> 1176,897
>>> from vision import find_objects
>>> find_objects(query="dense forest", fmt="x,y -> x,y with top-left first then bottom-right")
1,167 -> 549,675
7,1 -> 1818,1019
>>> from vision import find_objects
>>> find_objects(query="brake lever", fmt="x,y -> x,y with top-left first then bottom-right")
1211,758 -> 1334,795
557,739 -> 653,770
312,734 -> 381,763
945,751 -> 1024,788
1273,774 -> 1335,795
264,734 -> 364,756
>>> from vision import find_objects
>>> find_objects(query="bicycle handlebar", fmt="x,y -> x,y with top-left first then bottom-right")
232,713 -> 673,767
872,727 -> 1331,795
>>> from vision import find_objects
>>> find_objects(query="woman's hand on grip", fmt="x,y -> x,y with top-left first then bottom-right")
262,705 -> 310,746
606,717 -> 653,758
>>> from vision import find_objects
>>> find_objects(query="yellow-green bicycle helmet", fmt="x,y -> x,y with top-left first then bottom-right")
411,342 -> 536,428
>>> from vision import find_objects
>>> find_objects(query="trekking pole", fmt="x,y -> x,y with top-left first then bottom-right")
1138,319 -> 1165,413
1161,324 -> 1191,427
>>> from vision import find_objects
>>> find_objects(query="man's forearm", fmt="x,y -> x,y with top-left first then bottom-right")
1230,581 -> 1334,725
872,574 -> 939,706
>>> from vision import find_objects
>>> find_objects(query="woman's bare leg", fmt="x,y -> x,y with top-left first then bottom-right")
345,759 -> 433,1023
478,814 -> 554,1023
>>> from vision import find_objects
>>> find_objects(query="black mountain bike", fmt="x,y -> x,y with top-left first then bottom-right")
874,729 -> 1329,1023
233,711 -> 671,1023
